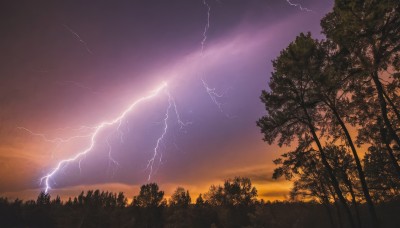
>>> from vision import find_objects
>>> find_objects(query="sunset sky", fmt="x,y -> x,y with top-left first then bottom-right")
0,0 -> 333,201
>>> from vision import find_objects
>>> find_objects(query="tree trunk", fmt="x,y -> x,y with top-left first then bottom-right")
385,143 -> 400,178
383,136 -> 400,179
382,89 -> 400,123
343,173 -> 362,228
372,71 -> 400,147
320,179 -> 335,228
327,183 -> 343,228
378,118 -> 400,179
329,105 -> 379,227
303,107 -> 356,228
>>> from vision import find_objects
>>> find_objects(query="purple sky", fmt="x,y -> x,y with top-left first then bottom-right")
0,0 -> 333,200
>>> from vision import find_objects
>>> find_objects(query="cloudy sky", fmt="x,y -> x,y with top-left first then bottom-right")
0,0 -> 333,200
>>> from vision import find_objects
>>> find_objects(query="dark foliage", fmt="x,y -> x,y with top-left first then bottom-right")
257,1 -> 400,227
1,181 -> 400,228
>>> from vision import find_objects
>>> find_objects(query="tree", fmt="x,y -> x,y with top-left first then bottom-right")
204,177 -> 258,227
273,140 -> 346,228
310,39 -> 378,223
131,183 -> 166,228
116,192 -> 127,208
195,194 -> 205,206
325,145 -> 363,228
51,195 -> 62,206
320,3 -> 400,226
321,0 -> 400,153
33,192 -> 55,226
257,33 -> 356,228
274,142 -> 366,228
36,192 -> 50,206
205,177 -> 257,207
169,187 -> 191,208
273,140 -> 333,203
132,183 -> 165,208
165,187 -> 193,227
363,146 -> 400,202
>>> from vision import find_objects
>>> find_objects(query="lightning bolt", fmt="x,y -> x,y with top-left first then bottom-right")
18,127 -> 93,159
146,91 -> 171,180
52,125 -> 98,132
285,0 -> 313,12
200,0 -> 230,114
169,93 -> 192,131
201,79 -> 225,112
201,0 -> 211,54
17,127 -> 92,145
63,24 -> 94,55
106,134 -> 119,176
35,82 -> 168,193
146,90 -> 191,180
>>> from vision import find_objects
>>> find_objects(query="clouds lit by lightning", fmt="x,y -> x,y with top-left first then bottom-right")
285,0 -> 313,12
63,24 -> 94,55
32,82 -> 169,193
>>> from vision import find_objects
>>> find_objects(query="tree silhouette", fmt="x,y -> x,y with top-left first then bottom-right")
36,191 -> 50,206
205,177 -> 257,207
309,39 -> 378,222
320,3 -> 400,226
116,192 -> 127,208
132,183 -> 165,208
363,146 -> 400,202
1,180 -> 400,227
131,183 -> 166,227
321,0 -> 400,163
195,194 -> 205,206
169,187 -> 191,208
257,33 -> 356,228
276,145 -> 338,227
273,141 -> 368,227
166,187 -> 192,227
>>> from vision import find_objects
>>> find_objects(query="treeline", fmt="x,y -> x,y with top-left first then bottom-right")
1,178 -> 400,228
257,0 -> 400,228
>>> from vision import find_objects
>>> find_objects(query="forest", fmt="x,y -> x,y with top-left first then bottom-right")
0,178 -> 399,227
1,0 -> 400,227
